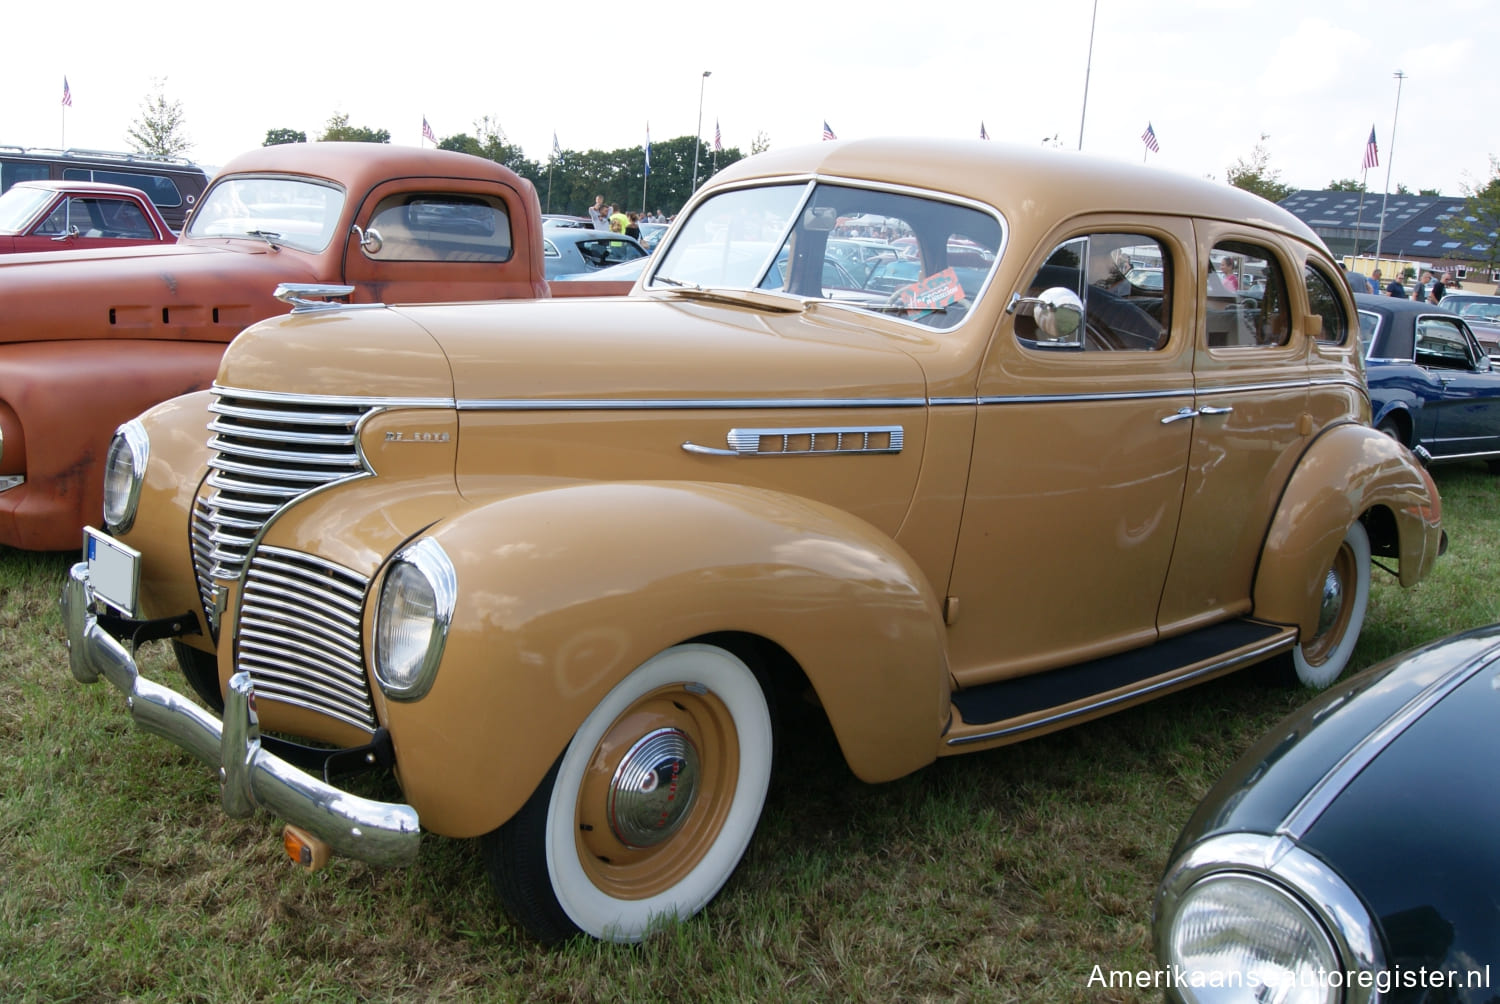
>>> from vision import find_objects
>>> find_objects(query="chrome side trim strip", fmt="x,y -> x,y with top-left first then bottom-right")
945,633 -> 1295,747
979,388 -> 1193,406
212,383 -> 453,410
457,396 -> 927,411
1279,646 -> 1500,839
683,425 -> 903,457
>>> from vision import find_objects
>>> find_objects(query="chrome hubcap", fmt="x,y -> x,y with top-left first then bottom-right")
1317,566 -> 1345,637
606,728 -> 700,848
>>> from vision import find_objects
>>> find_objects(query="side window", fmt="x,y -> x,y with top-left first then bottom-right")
1,162 -> 49,192
1304,265 -> 1350,345
1415,317 -> 1478,371
90,170 -> 184,209
364,194 -> 512,262
36,201 -> 70,235
1016,232 -> 1171,351
1206,242 -> 1289,348
89,198 -> 154,238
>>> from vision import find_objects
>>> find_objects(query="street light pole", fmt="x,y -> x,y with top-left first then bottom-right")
691,70 -> 712,195
1374,70 -> 1406,267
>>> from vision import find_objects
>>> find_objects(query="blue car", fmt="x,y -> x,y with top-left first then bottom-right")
1357,292 -> 1500,469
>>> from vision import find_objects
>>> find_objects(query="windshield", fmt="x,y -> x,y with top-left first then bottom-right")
0,185 -> 54,234
186,175 -> 346,252
651,181 -> 1004,329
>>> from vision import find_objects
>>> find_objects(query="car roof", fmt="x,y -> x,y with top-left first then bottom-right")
209,142 -> 529,192
707,137 -> 1323,247
10,179 -> 154,196
1354,292 -> 1445,317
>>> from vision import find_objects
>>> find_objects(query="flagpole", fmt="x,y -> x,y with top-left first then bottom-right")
1375,71 -> 1405,266
1077,0 -> 1098,150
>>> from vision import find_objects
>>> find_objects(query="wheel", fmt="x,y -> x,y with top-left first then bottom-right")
1291,521 -> 1370,689
172,640 -> 224,712
1375,416 -> 1405,445
483,643 -> 773,943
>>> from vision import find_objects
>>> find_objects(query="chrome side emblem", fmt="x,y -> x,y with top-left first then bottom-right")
682,425 -> 904,457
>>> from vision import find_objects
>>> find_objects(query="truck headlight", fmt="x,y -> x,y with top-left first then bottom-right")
102,420 -> 149,534
1166,873 -> 1338,1004
374,538 -> 456,701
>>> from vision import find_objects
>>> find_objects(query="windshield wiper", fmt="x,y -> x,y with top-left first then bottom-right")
652,274 -> 699,289
244,229 -> 283,247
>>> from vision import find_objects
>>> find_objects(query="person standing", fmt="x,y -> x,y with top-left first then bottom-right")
1429,272 -> 1447,303
588,196 -> 608,230
1370,268 -> 1383,292
1412,270 -> 1430,303
1386,278 -> 1407,298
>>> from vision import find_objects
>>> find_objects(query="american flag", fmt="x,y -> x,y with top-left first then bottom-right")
1141,122 -> 1159,153
62,77 -> 72,107
714,119 -> 722,153
1362,126 -> 1379,171
421,116 -> 436,144
552,131 -> 561,157
822,121 -> 837,141
980,122 -> 989,141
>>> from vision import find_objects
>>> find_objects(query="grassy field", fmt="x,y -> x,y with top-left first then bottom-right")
2,465 -> 1496,1003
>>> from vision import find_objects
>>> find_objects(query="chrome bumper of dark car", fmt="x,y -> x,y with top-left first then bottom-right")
60,561 -> 421,868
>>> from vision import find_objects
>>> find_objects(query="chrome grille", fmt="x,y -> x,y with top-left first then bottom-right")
237,546 -> 376,733
191,389 -> 373,590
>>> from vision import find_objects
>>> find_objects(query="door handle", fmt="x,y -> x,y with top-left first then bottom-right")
1198,405 -> 1234,416
1161,407 -> 1197,425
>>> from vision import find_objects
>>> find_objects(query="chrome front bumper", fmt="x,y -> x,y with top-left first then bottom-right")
60,561 -> 421,868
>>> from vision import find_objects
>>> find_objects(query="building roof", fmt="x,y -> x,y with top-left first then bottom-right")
1279,188 -> 1494,270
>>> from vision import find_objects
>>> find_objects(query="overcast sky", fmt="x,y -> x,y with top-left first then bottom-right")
5,0 -> 1497,198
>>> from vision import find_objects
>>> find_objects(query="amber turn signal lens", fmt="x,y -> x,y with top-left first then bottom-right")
283,825 -> 332,871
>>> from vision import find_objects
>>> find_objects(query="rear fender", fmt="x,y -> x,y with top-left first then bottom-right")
1254,423 -> 1442,638
382,480 -> 951,837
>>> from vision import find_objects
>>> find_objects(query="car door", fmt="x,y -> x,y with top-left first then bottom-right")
944,221 -> 1195,686
1155,233 -> 1309,634
1412,313 -> 1500,459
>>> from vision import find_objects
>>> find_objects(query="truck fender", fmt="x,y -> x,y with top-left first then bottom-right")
1253,422 -> 1442,638
0,341 -> 224,550
381,480 -> 952,838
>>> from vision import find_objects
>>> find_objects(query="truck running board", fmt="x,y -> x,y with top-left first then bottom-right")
944,619 -> 1297,751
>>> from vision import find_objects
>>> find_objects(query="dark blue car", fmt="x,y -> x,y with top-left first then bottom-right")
1155,623 -> 1500,1003
1357,292 -> 1500,469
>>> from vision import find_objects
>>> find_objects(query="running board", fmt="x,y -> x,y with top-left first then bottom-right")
944,619 -> 1296,752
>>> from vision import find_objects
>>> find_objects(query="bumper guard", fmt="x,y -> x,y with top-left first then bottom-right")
60,561 -> 421,867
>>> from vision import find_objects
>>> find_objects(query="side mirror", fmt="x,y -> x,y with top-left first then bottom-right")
1010,286 -> 1085,344
352,224 -> 383,255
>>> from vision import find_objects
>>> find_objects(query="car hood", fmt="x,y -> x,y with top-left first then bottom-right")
219,293 -> 932,405
0,240 -> 317,345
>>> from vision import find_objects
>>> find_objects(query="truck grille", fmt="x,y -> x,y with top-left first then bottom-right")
191,389 -> 374,588
237,546 -> 376,732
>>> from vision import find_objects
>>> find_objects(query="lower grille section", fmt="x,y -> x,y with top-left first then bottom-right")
237,545 -> 376,733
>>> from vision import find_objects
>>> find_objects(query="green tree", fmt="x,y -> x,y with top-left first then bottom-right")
1417,187 -> 1441,196
318,112 -> 390,144
1326,178 -> 1365,192
751,131 -> 771,155
1226,134 -> 1293,203
126,78 -> 192,158
263,128 -> 307,146
1441,156 -> 1500,275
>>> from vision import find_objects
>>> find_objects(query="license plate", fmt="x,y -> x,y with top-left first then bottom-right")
85,527 -> 141,616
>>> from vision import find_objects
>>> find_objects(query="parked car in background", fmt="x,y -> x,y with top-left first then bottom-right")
0,180 -> 175,252
1438,291 -> 1500,359
542,214 -> 593,229
1357,292 -> 1500,469
1155,623 -> 1500,1003
64,138 -> 1442,946
638,221 -> 669,251
0,142 -> 617,552
0,145 -> 208,231
542,227 -> 646,278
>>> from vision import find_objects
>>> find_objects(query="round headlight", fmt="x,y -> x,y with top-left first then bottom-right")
1167,873 -> 1339,1004
102,420 -> 149,534
374,538 -> 456,701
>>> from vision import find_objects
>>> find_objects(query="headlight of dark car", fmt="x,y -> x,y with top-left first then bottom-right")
1155,834 -> 1384,1004
101,420 -> 149,534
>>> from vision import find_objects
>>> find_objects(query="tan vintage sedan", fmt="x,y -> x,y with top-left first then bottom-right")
61,138 -> 1444,944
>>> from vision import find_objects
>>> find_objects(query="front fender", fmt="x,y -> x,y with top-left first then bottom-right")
383,481 -> 950,838
1253,422 -> 1442,639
